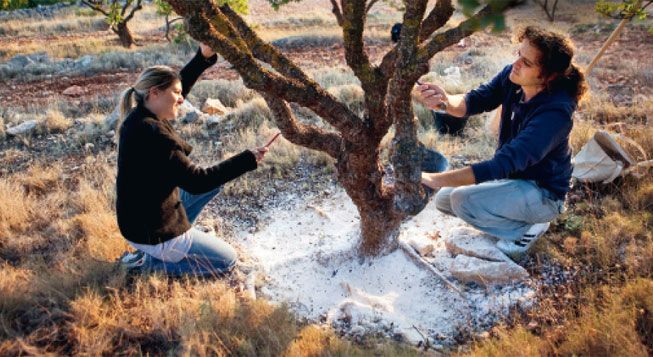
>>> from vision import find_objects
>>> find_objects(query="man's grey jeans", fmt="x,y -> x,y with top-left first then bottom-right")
435,179 -> 565,241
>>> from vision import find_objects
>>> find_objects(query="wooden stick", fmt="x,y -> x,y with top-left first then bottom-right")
586,18 -> 629,75
398,240 -> 467,299
264,132 -> 281,148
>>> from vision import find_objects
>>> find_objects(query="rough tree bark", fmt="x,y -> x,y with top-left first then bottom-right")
164,0 -> 511,257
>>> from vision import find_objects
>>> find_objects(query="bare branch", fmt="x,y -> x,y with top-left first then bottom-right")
263,95 -> 342,159
365,0 -> 380,13
330,0 -> 344,27
124,0 -> 143,22
121,0 -> 130,17
217,5 -> 365,141
419,0 -> 454,40
220,5 -> 313,84
165,0 -> 366,142
341,0 -> 376,89
419,4 -> 499,62
388,0 -> 431,215
80,0 -> 110,17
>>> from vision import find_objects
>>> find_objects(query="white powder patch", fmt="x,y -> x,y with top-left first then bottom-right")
236,188 -> 535,346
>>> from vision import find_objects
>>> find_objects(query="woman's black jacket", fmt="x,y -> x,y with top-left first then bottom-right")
116,49 -> 257,245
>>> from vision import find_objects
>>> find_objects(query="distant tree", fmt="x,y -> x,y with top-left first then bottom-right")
0,0 -> 28,10
154,0 -> 182,42
164,0 -> 512,258
534,0 -> 559,22
80,0 -> 143,48
154,0 -> 247,43
587,0 -> 652,74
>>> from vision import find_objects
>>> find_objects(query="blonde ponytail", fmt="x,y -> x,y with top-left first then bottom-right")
116,65 -> 181,130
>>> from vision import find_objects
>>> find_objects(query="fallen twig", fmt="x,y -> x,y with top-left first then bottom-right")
398,239 -> 467,299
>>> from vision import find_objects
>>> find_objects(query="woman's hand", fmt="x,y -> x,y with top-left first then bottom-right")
199,43 -> 215,59
250,147 -> 269,163
415,82 -> 449,111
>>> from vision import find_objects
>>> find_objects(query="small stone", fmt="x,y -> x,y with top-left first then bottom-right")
449,255 -> 529,286
178,100 -> 203,124
407,237 -> 435,257
6,120 -> 38,136
62,85 -> 84,97
445,227 -> 509,262
181,111 -> 199,124
206,115 -> 223,126
201,98 -> 230,115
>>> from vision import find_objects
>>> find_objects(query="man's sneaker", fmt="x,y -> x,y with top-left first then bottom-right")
497,222 -> 550,259
119,250 -> 147,271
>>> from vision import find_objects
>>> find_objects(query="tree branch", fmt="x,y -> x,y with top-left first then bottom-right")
329,0 -> 344,27
419,0 -> 454,40
220,5 -> 312,84
341,0 -> 376,90
124,0 -> 143,23
121,0 -> 130,17
165,0 -> 366,143
365,0 -> 380,13
217,5 -> 365,141
80,0 -> 110,17
263,95 -> 342,159
388,0 -> 431,215
418,4 -> 498,62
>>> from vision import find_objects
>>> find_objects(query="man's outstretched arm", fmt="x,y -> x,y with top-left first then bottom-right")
422,167 -> 476,189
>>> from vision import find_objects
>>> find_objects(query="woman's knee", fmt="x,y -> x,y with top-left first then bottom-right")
205,241 -> 237,271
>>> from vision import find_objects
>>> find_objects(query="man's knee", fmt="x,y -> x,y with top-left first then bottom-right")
449,187 -> 477,221
435,187 -> 455,215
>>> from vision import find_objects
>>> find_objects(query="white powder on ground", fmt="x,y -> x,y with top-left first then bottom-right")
235,188 -> 535,346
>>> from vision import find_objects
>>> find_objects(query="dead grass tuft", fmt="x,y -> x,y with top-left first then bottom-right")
44,109 -> 72,134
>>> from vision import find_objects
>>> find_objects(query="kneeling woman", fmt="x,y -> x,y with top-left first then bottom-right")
116,44 -> 267,276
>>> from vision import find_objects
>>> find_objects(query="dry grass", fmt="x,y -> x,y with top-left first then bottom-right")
463,280 -> 653,357
0,152 -> 387,355
44,109 -> 72,133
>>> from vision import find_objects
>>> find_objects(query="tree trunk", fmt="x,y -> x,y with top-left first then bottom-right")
115,22 -> 135,48
336,141 -> 403,256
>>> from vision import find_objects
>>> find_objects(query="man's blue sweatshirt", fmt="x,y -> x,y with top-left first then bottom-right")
465,64 -> 576,200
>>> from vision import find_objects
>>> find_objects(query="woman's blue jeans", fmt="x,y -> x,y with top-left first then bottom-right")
144,187 -> 237,277
435,179 -> 565,241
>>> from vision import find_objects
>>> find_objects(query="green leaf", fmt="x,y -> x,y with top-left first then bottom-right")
459,0 -> 481,16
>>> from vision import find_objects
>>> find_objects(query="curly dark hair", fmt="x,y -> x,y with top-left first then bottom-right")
516,26 -> 588,104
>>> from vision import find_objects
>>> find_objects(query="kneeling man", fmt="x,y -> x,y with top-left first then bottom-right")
419,26 -> 588,258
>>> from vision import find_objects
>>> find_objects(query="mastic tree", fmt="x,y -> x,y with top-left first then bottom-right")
80,0 -> 143,48
164,0 -> 512,257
